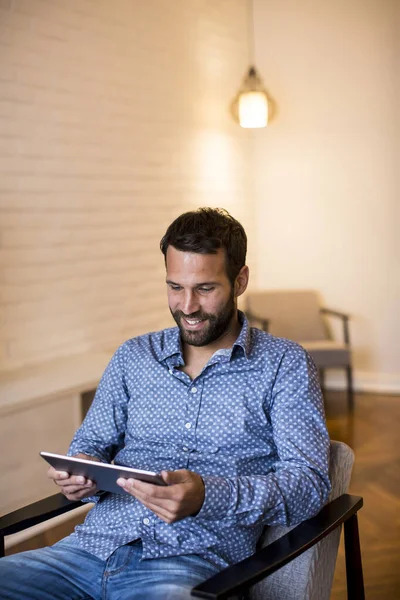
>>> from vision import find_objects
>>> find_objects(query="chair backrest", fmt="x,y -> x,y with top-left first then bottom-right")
249,440 -> 354,600
246,290 -> 327,342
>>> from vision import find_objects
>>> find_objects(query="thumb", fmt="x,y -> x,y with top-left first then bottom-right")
161,469 -> 188,485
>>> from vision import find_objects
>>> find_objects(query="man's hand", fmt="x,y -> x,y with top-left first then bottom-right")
47,453 -> 100,501
116,469 -> 205,523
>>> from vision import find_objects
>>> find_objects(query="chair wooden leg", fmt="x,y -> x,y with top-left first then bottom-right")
344,513 -> 365,600
346,366 -> 355,412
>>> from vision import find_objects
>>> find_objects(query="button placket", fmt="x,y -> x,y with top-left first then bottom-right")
140,514 -> 155,540
182,383 -> 202,455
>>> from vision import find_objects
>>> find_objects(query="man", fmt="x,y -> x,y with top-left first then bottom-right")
0,208 -> 331,599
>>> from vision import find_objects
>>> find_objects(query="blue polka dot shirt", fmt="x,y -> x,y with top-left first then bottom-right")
67,312 -> 331,569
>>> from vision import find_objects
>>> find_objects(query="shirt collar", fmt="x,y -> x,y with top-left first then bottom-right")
158,326 -> 183,362
157,310 -> 251,363
233,310 -> 251,360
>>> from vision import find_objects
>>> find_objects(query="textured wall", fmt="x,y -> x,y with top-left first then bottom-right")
253,0 -> 400,392
0,0 -> 255,370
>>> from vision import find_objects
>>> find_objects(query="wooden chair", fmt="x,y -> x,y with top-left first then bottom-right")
246,290 -> 354,411
0,442 -> 364,600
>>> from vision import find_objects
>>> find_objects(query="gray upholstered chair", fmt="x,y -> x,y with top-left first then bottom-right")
192,440 -> 364,599
246,290 -> 354,411
0,442 -> 364,599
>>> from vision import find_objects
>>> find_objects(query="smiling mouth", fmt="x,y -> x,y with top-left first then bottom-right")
182,317 -> 206,328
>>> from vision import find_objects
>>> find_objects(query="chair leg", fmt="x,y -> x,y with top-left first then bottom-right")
346,366 -> 355,412
344,513 -> 365,600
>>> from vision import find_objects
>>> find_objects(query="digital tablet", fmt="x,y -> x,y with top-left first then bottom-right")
40,452 -> 166,494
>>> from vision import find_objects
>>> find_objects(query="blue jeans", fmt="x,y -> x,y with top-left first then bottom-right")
0,538 -> 220,599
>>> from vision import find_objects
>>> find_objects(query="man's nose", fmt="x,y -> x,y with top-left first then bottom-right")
181,290 -> 200,316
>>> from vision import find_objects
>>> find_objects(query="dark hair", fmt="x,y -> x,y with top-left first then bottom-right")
160,207 -> 247,284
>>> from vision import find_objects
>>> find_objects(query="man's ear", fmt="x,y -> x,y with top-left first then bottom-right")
234,266 -> 249,298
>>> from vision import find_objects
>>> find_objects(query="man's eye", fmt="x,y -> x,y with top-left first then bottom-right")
170,285 -> 182,291
198,287 -> 214,293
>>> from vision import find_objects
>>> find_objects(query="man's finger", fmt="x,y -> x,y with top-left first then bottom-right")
117,477 -> 173,499
161,469 -> 189,485
53,475 -> 93,487
141,502 -> 177,523
128,495 -> 178,523
131,488 -> 176,513
59,482 -> 95,494
49,468 -> 87,486
117,478 -> 166,503
117,478 -> 180,512
62,487 -> 96,501
48,467 -> 69,480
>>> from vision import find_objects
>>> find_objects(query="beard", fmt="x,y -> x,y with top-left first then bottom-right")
170,291 -> 236,347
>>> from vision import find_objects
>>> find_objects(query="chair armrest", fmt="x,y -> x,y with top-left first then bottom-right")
191,494 -> 363,599
245,310 -> 269,333
0,493 -> 84,557
320,307 -> 351,345
320,307 -> 350,320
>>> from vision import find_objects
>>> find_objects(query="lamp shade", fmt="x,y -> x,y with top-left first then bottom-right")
238,90 -> 268,128
232,66 -> 269,128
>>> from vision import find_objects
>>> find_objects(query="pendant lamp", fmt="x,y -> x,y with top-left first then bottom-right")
232,1 -> 269,128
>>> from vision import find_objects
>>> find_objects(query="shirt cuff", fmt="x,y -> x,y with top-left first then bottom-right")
195,475 -> 232,520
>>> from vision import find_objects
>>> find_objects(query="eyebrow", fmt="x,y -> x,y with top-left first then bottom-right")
166,279 -> 220,286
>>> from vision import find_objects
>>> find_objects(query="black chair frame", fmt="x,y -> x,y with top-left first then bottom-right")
0,493 -> 364,599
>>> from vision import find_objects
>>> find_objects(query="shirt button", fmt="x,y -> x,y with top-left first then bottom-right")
191,387 -> 197,394
185,422 -> 191,429
143,518 -> 150,525
169,369 -> 173,375
182,446 -> 189,452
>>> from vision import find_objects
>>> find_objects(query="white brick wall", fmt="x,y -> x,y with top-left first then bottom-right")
0,0 -> 256,370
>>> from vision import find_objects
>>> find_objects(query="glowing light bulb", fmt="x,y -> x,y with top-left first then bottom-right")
238,91 -> 268,128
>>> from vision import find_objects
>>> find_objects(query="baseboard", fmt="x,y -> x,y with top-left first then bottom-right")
324,370 -> 400,395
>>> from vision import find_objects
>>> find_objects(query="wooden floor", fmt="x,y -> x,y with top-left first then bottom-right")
7,390 -> 400,598
325,390 -> 400,600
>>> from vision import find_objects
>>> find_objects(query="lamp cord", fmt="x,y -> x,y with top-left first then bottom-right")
247,0 -> 255,67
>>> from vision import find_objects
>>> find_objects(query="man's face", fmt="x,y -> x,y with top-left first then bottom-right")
166,246 -> 236,347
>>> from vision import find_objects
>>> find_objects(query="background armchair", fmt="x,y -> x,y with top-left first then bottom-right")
0,441 -> 364,599
246,290 -> 354,411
